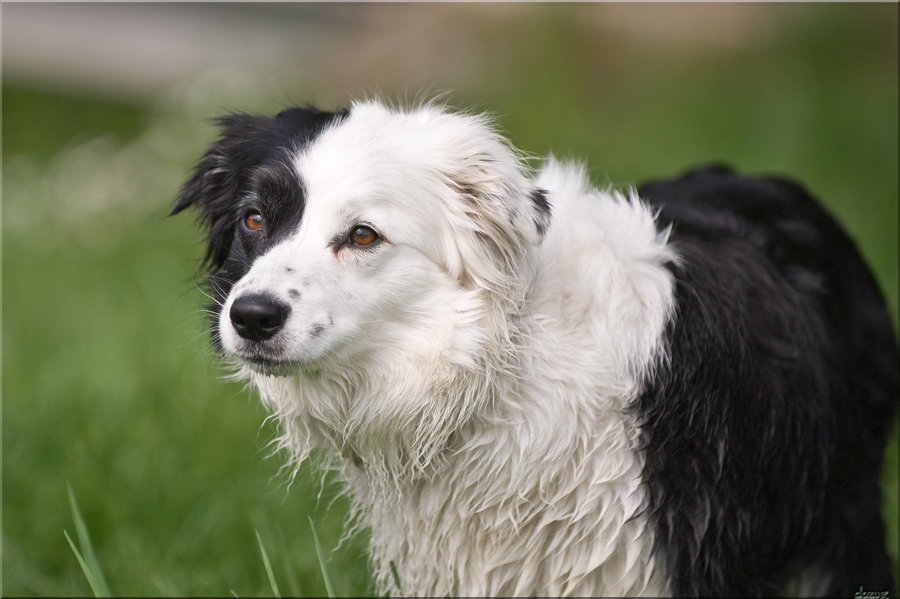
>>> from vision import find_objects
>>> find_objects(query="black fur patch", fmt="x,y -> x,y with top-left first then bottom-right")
635,166 -> 898,596
173,106 -> 347,327
529,187 -> 551,236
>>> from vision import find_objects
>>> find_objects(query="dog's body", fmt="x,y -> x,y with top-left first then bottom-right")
175,100 -> 898,596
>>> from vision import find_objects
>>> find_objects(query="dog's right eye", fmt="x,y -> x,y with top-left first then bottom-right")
244,211 -> 264,232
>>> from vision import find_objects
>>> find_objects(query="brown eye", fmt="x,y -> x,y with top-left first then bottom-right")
244,211 -> 264,231
349,226 -> 379,246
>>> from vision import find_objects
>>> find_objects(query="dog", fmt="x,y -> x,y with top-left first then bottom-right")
174,99 -> 898,596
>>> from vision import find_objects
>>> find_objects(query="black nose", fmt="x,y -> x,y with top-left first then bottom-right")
229,294 -> 290,341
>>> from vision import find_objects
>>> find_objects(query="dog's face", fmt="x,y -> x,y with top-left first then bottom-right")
176,101 -> 551,377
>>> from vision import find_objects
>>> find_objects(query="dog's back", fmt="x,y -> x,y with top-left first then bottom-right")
636,166 -> 898,595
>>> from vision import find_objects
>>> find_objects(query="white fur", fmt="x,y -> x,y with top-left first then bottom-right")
220,100 -> 678,596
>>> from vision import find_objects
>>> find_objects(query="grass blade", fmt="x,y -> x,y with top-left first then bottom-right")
255,529 -> 281,598
64,530 -> 102,596
308,516 -> 335,599
65,486 -> 111,597
390,560 -> 403,597
277,528 -> 303,597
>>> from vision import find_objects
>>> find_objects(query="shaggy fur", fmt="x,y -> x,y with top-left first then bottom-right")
174,100 -> 898,596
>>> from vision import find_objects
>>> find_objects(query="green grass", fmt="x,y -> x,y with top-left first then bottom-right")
2,199 -> 372,596
308,517 -> 336,599
2,86 -> 151,162
65,486 -> 112,598
3,4 -> 897,596
256,529 -> 282,598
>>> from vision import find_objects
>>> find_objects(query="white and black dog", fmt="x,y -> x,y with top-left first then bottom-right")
174,100 -> 898,596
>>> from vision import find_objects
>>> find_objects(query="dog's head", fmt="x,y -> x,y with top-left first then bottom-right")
176,100 -> 550,377
176,100 -> 552,473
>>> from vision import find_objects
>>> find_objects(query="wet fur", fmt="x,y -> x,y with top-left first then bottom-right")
175,100 -> 898,596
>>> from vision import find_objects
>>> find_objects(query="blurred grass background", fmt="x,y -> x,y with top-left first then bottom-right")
3,3 -> 897,596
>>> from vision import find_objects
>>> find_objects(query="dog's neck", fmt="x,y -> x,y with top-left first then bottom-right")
333,353 -> 667,597
302,299 -> 665,595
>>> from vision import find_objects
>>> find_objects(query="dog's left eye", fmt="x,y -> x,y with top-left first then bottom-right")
349,226 -> 379,246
